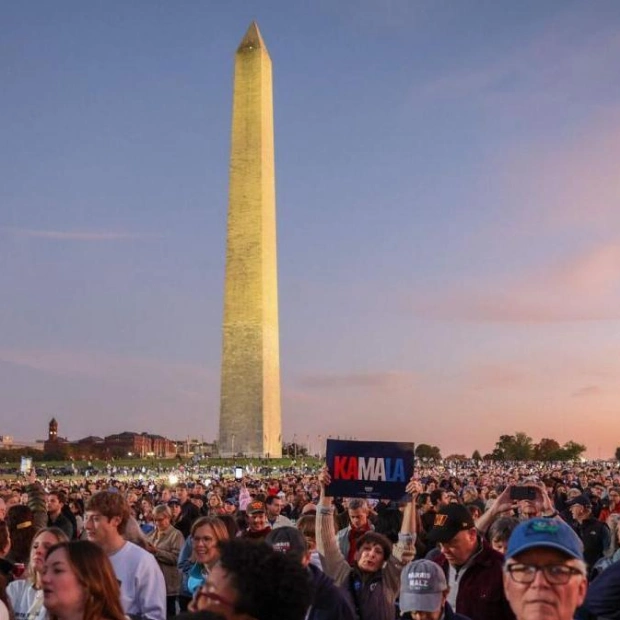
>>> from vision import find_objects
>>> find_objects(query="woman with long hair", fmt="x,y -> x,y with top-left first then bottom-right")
6,528 -> 68,620
42,540 -> 126,620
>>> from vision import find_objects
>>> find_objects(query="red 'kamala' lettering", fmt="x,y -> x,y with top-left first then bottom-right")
333,456 -> 359,480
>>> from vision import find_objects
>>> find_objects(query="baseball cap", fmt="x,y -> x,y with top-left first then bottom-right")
427,504 -> 475,544
265,526 -> 308,562
246,500 -> 266,514
400,559 -> 447,614
565,495 -> 592,508
505,518 -> 584,561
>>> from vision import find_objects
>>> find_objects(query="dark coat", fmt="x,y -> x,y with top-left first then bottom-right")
579,559 -> 620,619
306,563 -> 356,620
572,517 -> 610,577
434,539 -> 515,620
444,602 -> 472,620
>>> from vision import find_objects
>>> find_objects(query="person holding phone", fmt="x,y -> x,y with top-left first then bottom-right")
475,483 -> 557,537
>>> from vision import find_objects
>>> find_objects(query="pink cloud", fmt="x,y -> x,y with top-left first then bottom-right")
298,371 -> 416,390
413,241 -> 620,323
572,385 -> 602,398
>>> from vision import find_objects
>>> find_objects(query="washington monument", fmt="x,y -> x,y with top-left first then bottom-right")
218,22 -> 282,458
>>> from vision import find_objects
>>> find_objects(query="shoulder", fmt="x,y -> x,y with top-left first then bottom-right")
7,579 -> 30,598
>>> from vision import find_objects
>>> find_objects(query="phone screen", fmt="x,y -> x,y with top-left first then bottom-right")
510,486 -> 537,501
234,467 -> 243,480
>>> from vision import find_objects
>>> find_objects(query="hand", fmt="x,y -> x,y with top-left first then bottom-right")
492,485 -> 516,514
318,467 -> 331,488
405,478 -> 422,497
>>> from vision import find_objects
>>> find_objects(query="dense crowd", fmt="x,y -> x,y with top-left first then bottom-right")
0,459 -> 619,620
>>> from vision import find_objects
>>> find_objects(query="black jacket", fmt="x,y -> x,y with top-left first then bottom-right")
306,564 -> 356,620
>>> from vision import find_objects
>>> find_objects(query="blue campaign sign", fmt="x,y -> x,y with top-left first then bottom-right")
325,439 -> 415,500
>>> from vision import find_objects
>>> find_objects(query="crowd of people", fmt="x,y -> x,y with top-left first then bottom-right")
0,458 -> 618,620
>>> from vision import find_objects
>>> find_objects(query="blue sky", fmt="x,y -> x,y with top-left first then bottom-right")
2,1 -> 620,458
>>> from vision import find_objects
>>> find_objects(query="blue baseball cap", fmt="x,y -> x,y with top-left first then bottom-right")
505,518 -> 584,561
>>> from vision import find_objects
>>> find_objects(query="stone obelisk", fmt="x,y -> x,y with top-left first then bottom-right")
218,22 -> 282,458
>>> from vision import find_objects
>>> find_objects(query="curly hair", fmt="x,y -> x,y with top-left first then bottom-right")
216,539 -> 311,620
355,531 -> 392,563
45,540 -> 126,620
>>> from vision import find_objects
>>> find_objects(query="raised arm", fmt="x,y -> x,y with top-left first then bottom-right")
315,467 -> 351,585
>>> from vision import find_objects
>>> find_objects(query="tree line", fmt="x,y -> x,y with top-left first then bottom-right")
415,432 -> 593,462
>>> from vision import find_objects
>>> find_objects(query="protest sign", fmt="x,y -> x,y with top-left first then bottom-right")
325,439 -> 414,500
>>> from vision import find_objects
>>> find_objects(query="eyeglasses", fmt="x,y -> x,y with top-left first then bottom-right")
505,563 -> 584,585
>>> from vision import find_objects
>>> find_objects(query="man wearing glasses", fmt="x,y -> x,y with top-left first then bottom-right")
503,517 -> 588,620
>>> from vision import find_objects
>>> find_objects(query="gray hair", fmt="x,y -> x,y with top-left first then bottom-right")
348,498 -> 368,511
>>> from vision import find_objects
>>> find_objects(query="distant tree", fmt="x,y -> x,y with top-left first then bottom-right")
445,454 -> 467,461
472,450 -> 482,461
557,441 -> 586,461
490,432 -> 534,461
415,444 -> 442,460
616,446 -> 620,461
533,438 -> 561,461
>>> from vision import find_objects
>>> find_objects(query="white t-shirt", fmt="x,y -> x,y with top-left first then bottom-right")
108,541 -> 166,620
6,580 -> 46,620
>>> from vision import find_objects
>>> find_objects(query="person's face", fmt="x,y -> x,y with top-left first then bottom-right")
267,498 -> 283,518
0,499 -> 6,520
42,548 -> 87,617
196,563 -> 238,618
31,531 -> 60,574
247,511 -> 267,531
519,501 -> 539,520
438,492 -> 450,506
438,529 -> 478,567
504,548 -> 587,620
84,511 -> 120,547
154,512 -> 171,532
609,490 -> 620,505
192,525 -> 220,567
209,495 -> 220,507
492,537 -> 508,555
569,504 -> 585,520
348,507 -> 368,530
47,495 -> 62,515
176,487 -> 189,503
357,543 -> 385,573
161,489 -> 172,502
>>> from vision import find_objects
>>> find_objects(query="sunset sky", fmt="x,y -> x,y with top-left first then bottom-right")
2,2 -> 620,458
